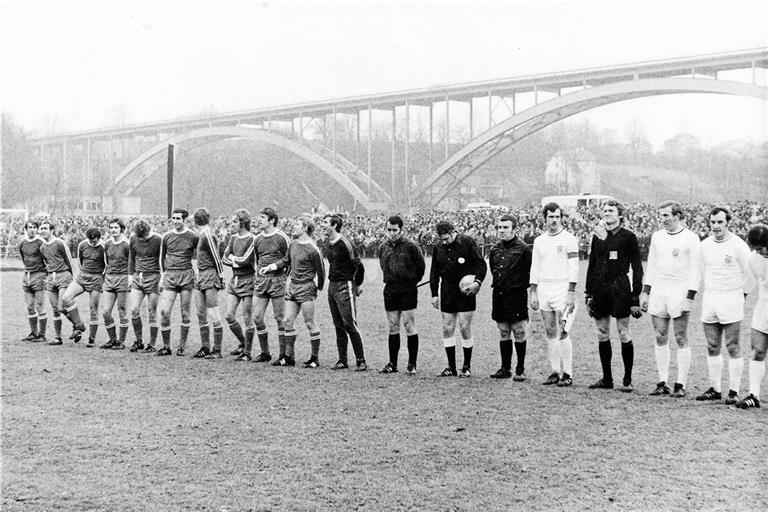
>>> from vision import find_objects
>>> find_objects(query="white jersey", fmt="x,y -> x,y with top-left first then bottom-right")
530,229 -> 579,284
750,253 -> 768,333
698,234 -> 752,293
644,227 -> 700,290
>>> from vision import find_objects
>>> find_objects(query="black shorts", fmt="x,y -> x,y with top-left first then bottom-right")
440,281 -> 476,314
492,288 -> 528,323
383,282 -> 418,312
589,276 -> 632,319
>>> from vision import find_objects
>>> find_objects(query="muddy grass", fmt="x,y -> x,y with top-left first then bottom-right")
2,261 -> 765,511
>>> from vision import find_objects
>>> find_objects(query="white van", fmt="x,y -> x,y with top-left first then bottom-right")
540,194 -> 614,210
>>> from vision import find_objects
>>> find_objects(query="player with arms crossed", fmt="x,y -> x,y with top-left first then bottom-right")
639,202 -> 700,398
262,214 -> 326,367
128,219 -> 163,352
101,218 -> 131,350
157,208 -> 199,356
429,220 -> 487,378
18,220 -> 49,342
190,208 -> 225,358
529,203 -> 579,386
695,207 -> 753,404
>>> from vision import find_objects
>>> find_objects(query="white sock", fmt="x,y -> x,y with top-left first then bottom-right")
559,336 -> 573,375
443,336 -> 456,348
707,354 -> 724,392
548,338 -> 560,374
748,360 -> 766,398
676,347 -> 692,387
461,338 -> 474,348
728,357 -> 743,394
655,344 -> 670,383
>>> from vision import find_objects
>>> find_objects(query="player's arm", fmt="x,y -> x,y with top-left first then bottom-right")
585,235 -> 598,303
469,238 -> 487,286
229,236 -> 255,267
429,246 -> 440,299
413,241 -> 426,282
529,239 -> 541,291
312,247 -> 326,291
627,233 -> 643,318
63,240 -> 76,274
159,234 -> 167,273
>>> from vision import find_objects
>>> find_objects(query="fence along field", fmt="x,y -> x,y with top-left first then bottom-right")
2,260 -> 765,511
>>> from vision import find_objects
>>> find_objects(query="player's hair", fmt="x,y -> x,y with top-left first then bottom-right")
40,220 -> 55,233
298,214 -> 316,236
134,219 -> 150,238
172,208 -> 189,220
108,217 -> 126,232
324,214 -> 343,233
709,206 -> 732,223
260,207 -> 278,227
603,199 -> 626,219
387,215 -> 403,229
747,224 -> 768,250
541,202 -> 562,218
658,201 -> 684,219
25,220 -> 39,230
86,227 -> 102,240
435,220 -> 454,235
498,214 -> 517,228
234,209 -> 252,231
193,207 -> 210,226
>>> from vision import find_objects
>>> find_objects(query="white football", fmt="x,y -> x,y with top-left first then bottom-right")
459,274 -> 477,295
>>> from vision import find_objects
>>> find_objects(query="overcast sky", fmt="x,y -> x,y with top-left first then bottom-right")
2,0 -> 767,148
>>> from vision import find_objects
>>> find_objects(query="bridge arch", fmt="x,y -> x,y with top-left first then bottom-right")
106,126 -> 391,209
414,78 -> 768,206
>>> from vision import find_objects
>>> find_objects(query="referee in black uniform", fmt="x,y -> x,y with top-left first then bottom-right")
429,220 -> 487,378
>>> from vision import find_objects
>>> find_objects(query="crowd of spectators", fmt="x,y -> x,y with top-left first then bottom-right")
2,200 -> 766,262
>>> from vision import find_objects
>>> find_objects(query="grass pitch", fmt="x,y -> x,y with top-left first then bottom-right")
2,260 -> 766,511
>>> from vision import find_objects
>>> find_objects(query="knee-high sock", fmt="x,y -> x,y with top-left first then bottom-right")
118,320 -> 129,343
676,347 -> 692,387
53,315 -> 62,337
514,341 -> 527,374
132,316 -> 143,342
228,318 -> 245,345
161,327 -> 171,348
89,321 -> 99,341
257,328 -> 270,355
388,333 -> 401,366
278,330 -> 286,357
406,334 -> 418,366
244,326 -> 255,355
443,337 -> 456,370
199,322 -> 210,350
105,322 -> 117,341
500,339 -> 513,370
27,314 -> 38,335
462,338 -> 474,368
212,321 -> 223,351
655,344 -> 670,383
64,304 -> 86,331
178,322 -> 190,350
748,360 -> 766,398
310,331 -> 321,358
559,337 -> 572,375
598,340 -> 613,382
548,338 -> 561,373
728,357 -> 743,394
285,330 -> 296,358
621,341 -> 634,385
707,354 -> 724,392
37,313 -> 47,337
149,323 -> 159,345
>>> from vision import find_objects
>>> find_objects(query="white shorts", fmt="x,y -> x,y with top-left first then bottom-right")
752,296 -> 768,334
537,280 -> 568,312
701,289 -> 744,325
648,282 -> 688,319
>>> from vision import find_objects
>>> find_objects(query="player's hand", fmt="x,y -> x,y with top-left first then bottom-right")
565,291 -> 576,314
431,296 -> 439,309
681,298 -> 693,314
464,281 -> 480,296
639,292 -> 649,312
585,297 -> 594,318
529,290 -> 539,311
260,263 -> 277,275
630,305 -> 643,319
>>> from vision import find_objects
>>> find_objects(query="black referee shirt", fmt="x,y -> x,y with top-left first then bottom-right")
429,233 -> 487,297
489,236 -> 532,292
586,226 -> 643,302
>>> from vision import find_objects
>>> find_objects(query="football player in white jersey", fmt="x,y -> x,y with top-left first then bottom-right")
736,225 -> 768,409
695,207 -> 753,405
639,202 -> 700,398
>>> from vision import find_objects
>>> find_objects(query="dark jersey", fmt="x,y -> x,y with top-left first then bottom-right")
489,237 -> 532,291
586,226 -> 644,302
326,234 -> 364,284
379,236 -> 425,285
429,233 -> 487,297
19,237 -> 46,273
226,233 -> 256,276
40,237 -> 74,273
276,239 -> 326,290
254,230 -> 291,275
128,232 -> 162,274
77,240 -> 107,274
160,229 -> 198,272
196,227 -> 223,273
105,238 -> 130,275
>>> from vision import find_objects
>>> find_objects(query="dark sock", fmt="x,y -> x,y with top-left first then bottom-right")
245,327 -> 255,355
500,340 -> 513,370
310,331 -> 320,358
38,315 -> 47,337
228,319 -> 245,345
179,323 -> 190,350
66,307 -> 86,331
106,324 -> 117,341
388,333 -> 401,366
514,341 -> 526,374
278,333 -> 286,358
132,317 -> 143,342
599,341 -> 613,383
285,333 -> 296,359
149,324 -> 159,345
119,322 -> 129,342
200,323 -> 210,350
462,346 -> 473,368
28,314 -> 38,335
622,341 -> 634,385
258,332 -> 270,355
161,328 -> 171,348
53,316 -> 62,337
89,322 -> 98,341
406,334 -> 418,366
445,346 -> 456,370
212,322 -> 223,351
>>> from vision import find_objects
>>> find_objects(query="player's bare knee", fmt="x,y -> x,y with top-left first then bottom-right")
725,343 -> 740,358
512,326 -> 526,341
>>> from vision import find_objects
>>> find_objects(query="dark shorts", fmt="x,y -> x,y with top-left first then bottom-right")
286,279 -> 317,303
103,274 -> 130,293
131,272 -> 161,295
162,269 -> 195,293
46,271 -> 73,293
440,281 -> 476,314
255,273 -> 286,299
383,282 -> 418,312
22,271 -> 46,293
492,288 -> 529,323
196,268 -> 223,292
75,272 -> 104,293
227,274 -> 255,298
589,277 -> 633,319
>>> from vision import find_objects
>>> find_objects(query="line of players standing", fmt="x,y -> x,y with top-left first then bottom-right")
16,202 -> 768,409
